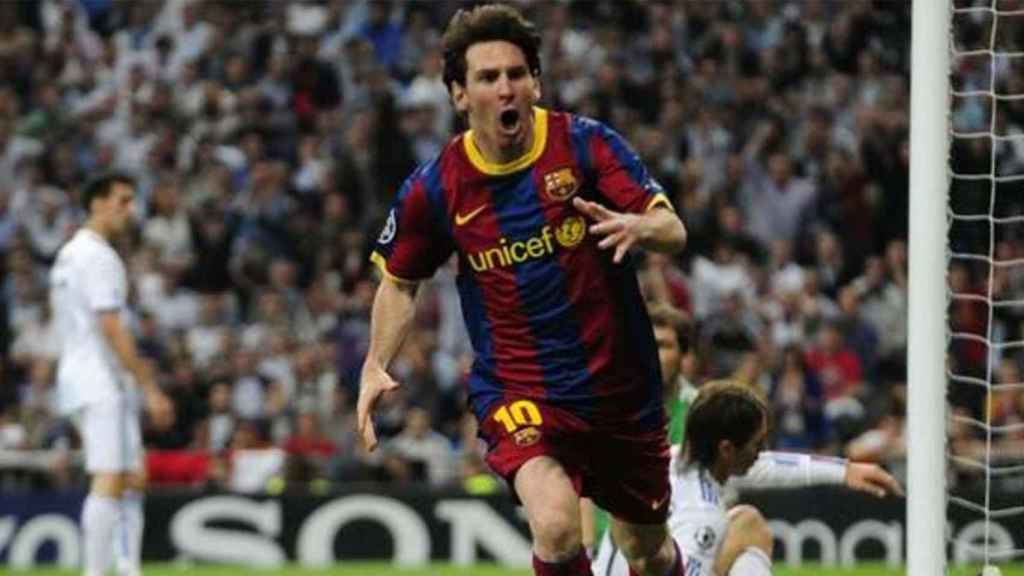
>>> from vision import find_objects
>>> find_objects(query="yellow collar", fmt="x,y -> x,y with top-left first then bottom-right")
464,107 -> 548,176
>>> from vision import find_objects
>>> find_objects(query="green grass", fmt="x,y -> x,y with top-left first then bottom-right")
12,564 -> 1024,575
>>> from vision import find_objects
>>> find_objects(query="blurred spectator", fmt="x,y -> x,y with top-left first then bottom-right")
0,1 -> 984,493
9,299 -> 58,369
185,293 -> 231,370
0,404 -> 27,450
322,384 -> 358,458
387,406 -> 456,487
845,386 -> 906,481
741,121 -> 818,248
205,381 -> 235,453
146,355 -> 207,450
948,405 -> 986,489
835,284 -> 879,381
142,175 -> 193,269
284,411 -> 336,460
226,420 -> 284,493
770,346 -> 828,450
699,290 -> 761,378
805,321 -> 864,420
854,252 -> 907,370
23,185 -> 75,263
17,358 -> 60,449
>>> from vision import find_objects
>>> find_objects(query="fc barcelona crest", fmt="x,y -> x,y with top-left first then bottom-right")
513,426 -> 542,447
543,167 -> 579,201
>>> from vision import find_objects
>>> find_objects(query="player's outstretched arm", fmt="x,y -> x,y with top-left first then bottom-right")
844,462 -> 904,498
572,198 -> 686,263
357,276 -> 419,452
98,312 -> 174,429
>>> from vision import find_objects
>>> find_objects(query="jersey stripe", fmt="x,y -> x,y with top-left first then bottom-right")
594,124 -> 662,199
618,270 -> 664,429
456,181 -> 548,409
489,172 -> 593,408
457,268 -> 501,419
422,157 -> 452,239
555,113 -> 665,426
568,116 -> 594,185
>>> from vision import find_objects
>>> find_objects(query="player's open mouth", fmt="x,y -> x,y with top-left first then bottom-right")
499,109 -> 521,135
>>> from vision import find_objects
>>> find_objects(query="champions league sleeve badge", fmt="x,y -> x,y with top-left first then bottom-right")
379,209 -> 397,245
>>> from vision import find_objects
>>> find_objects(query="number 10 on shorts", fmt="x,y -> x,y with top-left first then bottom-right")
493,400 -> 543,433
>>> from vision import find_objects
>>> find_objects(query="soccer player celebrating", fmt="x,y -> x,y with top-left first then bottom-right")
357,4 -> 688,576
50,173 -> 173,576
593,381 -> 902,576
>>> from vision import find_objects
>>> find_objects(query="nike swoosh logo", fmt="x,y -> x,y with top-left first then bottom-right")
455,204 -> 488,226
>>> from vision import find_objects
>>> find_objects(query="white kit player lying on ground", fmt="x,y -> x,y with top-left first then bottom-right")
50,173 -> 174,576
592,381 -> 902,576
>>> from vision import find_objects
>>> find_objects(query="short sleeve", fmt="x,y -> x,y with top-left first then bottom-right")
83,250 -> 126,311
589,122 -> 672,215
371,172 -> 454,283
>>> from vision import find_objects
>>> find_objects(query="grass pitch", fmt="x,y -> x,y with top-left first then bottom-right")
14,563 -> 1024,575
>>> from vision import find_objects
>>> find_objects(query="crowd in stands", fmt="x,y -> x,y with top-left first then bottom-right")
0,0 -> 1014,493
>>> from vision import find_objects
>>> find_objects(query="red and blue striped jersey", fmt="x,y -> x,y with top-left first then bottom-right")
371,108 -> 672,430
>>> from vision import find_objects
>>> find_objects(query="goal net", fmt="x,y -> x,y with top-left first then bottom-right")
918,0 -> 1024,574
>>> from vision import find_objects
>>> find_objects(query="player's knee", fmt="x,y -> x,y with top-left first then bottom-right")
615,527 -> 668,566
727,505 -> 773,557
530,507 -> 581,557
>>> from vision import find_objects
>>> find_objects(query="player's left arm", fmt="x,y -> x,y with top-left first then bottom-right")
573,198 -> 686,263
734,452 -> 902,497
580,120 -> 688,262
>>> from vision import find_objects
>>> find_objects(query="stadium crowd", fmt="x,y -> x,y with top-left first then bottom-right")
0,0 -> 1011,493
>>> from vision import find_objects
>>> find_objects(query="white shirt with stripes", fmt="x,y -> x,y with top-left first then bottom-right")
593,448 -> 847,576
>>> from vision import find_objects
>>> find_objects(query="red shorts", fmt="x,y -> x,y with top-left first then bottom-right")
478,398 -> 670,525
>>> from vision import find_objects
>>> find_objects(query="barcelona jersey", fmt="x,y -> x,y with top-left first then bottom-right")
372,107 -> 672,431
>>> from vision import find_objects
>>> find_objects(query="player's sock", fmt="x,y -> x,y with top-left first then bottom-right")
626,538 -> 685,576
728,547 -> 772,576
116,490 -> 144,576
532,547 -> 593,576
82,493 -> 119,576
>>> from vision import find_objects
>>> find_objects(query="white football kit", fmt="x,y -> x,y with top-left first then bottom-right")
50,228 -> 142,473
592,448 -> 847,576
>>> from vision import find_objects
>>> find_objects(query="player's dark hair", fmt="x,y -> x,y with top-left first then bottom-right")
647,302 -> 692,355
81,171 -> 135,213
441,3 -> 542,94
685,380 -> 769,469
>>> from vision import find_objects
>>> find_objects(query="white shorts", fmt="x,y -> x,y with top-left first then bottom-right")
73,393 -> 143,473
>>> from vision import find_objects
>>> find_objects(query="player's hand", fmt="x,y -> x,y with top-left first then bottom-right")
573,197 -> 644,263
146,390 -> 175,430
844,462 -> 903,498
357,362 -> 401,452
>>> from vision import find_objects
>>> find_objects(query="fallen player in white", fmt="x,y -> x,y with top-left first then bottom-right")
592,380 -> 902,576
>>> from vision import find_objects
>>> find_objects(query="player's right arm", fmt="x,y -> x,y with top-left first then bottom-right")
98,312 -> 173,428
357,276 -> 419,452
358,165 -> 454,451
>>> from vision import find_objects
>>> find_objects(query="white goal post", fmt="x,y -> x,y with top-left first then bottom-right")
908,0 -> 952,575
